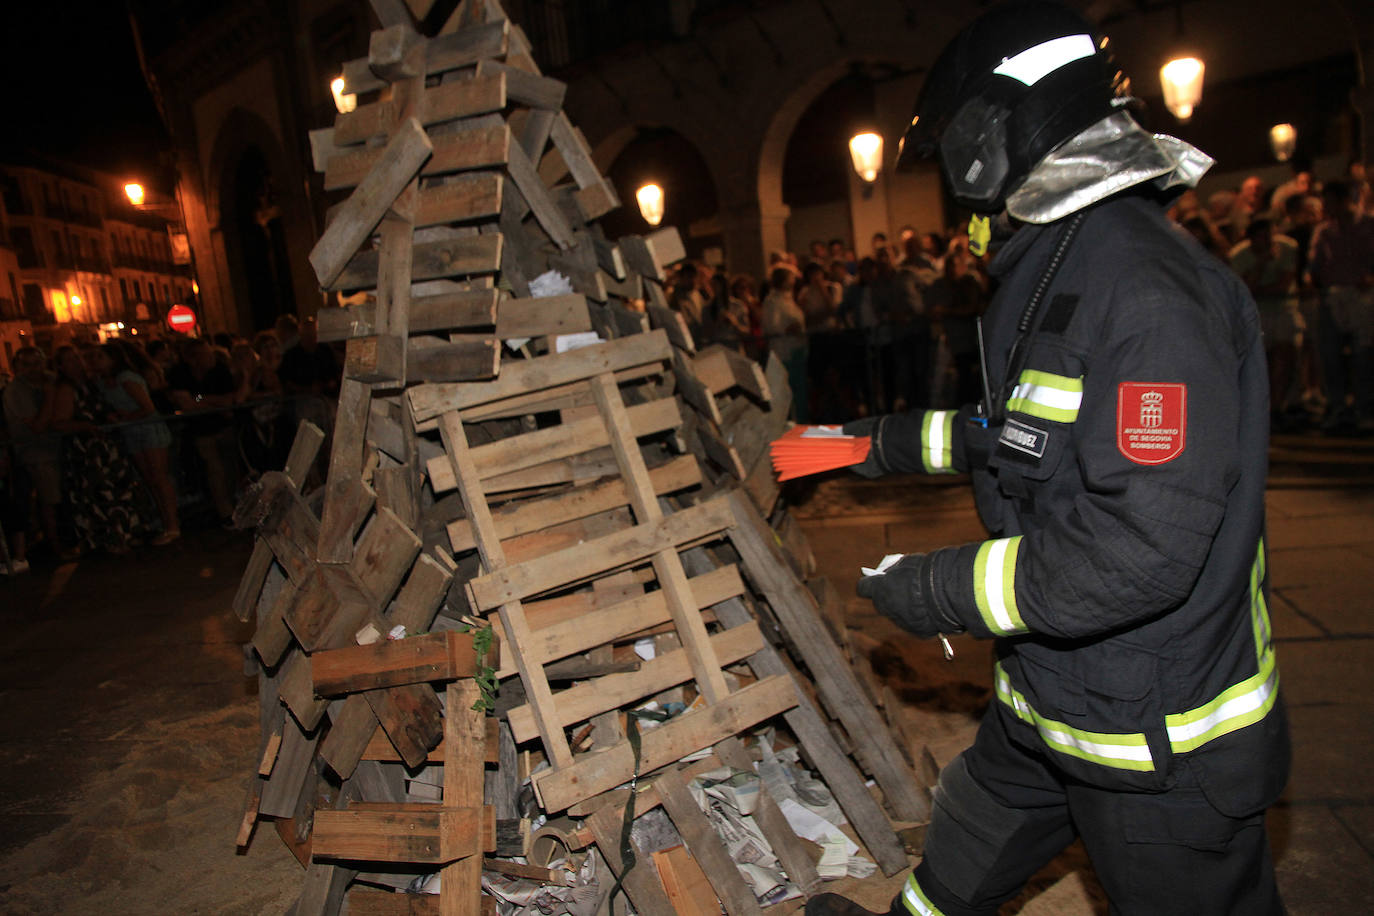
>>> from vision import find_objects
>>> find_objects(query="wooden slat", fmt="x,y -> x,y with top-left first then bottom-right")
309,117 -> 432,289
506,622 -> 763,742
441,680 -> 486,916
475,59 -> 564,109
318,288 -> 499,342
589,373 -> 729,703
684,549 -> 908,876
727,491 -> 929,824
464,495 -> 733,612
361,716 -> 499,765
334,73 -> 506,146
318,378 -> 373,562
312,631 -> 481,695
331,233 -> 503,291
318,694 -> 381,781
532,675 -> 798,812
494,293 -> 590,338
715,735 -> 822,897
652,845 -> 720,916
283,565 -> 376,654
506,133 -> 573,249
425,396 -> 681,493
657,769 -> 763,916
407,337 -> 500,382
311,805 -> 490,863
415,172 -> 503,227
438,411 -> 574,769
340,19 -> 508,95
325,121 -> 509,191
691,345 -> 771,401
490,565 -> 742,679
585,804 -> 676,916
407,329 -> 672,421
352,506 -> 423,607
447,453 -> 699,553
388,551 -> 455,635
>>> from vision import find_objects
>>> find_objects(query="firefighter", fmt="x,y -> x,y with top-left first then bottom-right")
808,3 -> 1289,914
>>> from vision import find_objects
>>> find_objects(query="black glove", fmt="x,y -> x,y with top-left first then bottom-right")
841,416 -> 887,478
856,552 -> 964,639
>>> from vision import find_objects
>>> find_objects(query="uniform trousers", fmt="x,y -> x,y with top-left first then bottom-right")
900,702 -> 1284,916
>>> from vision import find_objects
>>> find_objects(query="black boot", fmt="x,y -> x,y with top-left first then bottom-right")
804,892 -> 891,916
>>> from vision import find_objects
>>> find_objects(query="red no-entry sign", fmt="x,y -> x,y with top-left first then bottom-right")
166,304 -> 198,334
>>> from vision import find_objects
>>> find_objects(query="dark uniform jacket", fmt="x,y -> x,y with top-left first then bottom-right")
866,196 -> 1289,815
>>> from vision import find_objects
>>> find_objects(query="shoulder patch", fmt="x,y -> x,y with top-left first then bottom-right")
999,417 -> 1048,458
1117,382 -> 1187,464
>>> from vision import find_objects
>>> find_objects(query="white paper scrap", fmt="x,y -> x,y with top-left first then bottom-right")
555,331 -> 603,353
633,637 -> 656,661
861,553 -> 906,578
800,425 -> 854,439
777,798 -> 859,856
529,270 -> 575,298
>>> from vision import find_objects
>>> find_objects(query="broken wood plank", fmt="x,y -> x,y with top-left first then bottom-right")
318,378 -> 374,562
584,804 -> 676,916
441,679 -> 486,916
407,337 -> 500,382
415,172 -> 503,227
691,345 -> 771,402
494,293 -> 591,339
341,19 -> 508,96
319,695 -> 381,781
651,845 -> 720,916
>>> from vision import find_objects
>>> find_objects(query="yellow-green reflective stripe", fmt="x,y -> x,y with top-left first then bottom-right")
1006,370 -> 1083,422
1166,650 -> 1279,752
1251,540 -> 1272,663
974,537 -> 1028,634
921,410 -> 957,474
994,665 -> 1155,771
902,875 -> 947,916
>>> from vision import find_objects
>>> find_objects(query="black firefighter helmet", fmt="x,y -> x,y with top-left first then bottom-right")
898,1 -> 1131,214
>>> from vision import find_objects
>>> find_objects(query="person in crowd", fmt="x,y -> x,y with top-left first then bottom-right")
870,231 -> 895,263
229,340 -> 259,403
797,261 -> 839,332
827,257 -> 853,292
1309,179 -> 1374,431
729,274 -> 765,361
762,265 -> 808,421
252,331 -> 286,398
924,243 -> 987,407
1228,174 -> 1267,245
95,341 -> 179,544
816,4 -> 1287,913
2,346 -> 66,561
1347,159 -> 1371,216
705,269 -> 753,354
167,336 -> 241,524
49,345 -> 149,555
1269,159 -> 1315,221
1230,218 -> 1304,427
669,262 -> 707,340
279,315 -> 340,437
874,246 -> 925,410
807,239 -> 829,266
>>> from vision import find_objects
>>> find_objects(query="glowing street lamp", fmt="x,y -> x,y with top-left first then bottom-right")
331,76 -> 357,114
1270,123 -> 1297,162
124,182 -> 146,207
1159,56 -> 1204,122
849,132 -> 884,183
636,183 -> 664,226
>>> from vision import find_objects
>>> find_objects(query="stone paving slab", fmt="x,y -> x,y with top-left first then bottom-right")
1272,803 -> 1374,911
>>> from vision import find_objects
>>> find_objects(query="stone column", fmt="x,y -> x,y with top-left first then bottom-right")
719,200 -> 791,278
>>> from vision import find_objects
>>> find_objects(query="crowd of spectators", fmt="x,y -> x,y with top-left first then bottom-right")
4,158 -> 1371,574
0,315 -> 340,574
665,158 -> 1374,435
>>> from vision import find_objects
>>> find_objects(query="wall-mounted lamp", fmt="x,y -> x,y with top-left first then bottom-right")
1269,123 -> 1298,162
124,182 -> 146,207
636,183 -> 664,227
848,132 -> 884,183
1160,56 -> 1204,122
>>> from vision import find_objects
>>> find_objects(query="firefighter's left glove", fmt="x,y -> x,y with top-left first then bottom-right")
856,552 -> 964,639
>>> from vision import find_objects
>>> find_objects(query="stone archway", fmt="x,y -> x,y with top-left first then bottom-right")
205,108 -> 310,334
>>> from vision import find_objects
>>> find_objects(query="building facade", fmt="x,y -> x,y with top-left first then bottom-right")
0,157 -> 193,371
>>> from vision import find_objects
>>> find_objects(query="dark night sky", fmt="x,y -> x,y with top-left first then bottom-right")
3,3 -> 171,190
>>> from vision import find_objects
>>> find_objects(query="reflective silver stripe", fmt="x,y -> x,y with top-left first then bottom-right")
974,537 -> 1027,634
1166,656 -> 1278,749
992,34 -> 1097,86
922,410 -> 956,473
996,667 -> 1155,770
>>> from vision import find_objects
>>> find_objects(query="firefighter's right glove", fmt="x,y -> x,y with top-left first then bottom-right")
841,416 -> 886,478
856,552 -> 964,639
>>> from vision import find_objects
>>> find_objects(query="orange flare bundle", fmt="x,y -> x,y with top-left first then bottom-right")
769,425 -> 871,481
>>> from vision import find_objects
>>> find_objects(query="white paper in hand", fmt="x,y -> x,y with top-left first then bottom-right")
860,553 -> 905,578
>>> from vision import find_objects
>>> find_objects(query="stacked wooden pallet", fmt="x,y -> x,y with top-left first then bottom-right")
234,2 -> 929,914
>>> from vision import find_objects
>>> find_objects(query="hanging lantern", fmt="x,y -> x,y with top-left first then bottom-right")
330,76 -> 357,114
848,132 -> 884,183
1159,56 -> 1204,122
124,182 -> 146,206
1269,123 -> 1297,162
636,183 -> 664,227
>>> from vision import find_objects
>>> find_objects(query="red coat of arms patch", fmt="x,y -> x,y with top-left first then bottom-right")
1117,382 -> 1187,464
